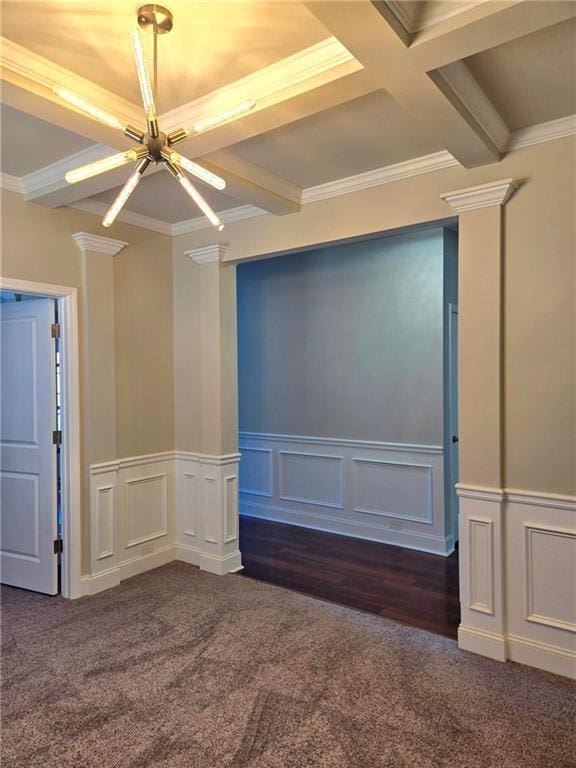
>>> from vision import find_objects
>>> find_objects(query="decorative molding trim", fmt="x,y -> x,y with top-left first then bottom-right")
303,150 -> 458,204
457,625 -> 507,662
352,458 -> 433,525
240,431 -> 443,455
456,484 -> 576,509
278,450 -> 344,510
73,232 -> 128,256
507,113 -> 576,152
21,144 -> 115,199
524,524 -> 576,633
456,483 -> 504,502
71,199 -> 173,236
171,205 -> 266,235
468,517 -> 495,615
0,172 -> 22,193
388,0 -> 488,34
440,178 -> 519,213
185,244 -> 230,264
507,634 -> 576,680
161,36 -> 359,134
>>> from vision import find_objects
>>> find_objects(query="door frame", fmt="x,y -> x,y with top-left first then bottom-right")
0,277 -> 82,599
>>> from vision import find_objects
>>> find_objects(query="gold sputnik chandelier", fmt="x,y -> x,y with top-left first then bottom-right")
57,4 -> 255,230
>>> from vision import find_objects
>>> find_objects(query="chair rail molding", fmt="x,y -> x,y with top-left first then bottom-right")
72,232 -> 129,256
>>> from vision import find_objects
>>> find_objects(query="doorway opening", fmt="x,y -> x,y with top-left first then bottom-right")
0,278 -> 81,599
235,223 -> 460,638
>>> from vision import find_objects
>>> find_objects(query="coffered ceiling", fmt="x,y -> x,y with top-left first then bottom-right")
1,1 -> 575,233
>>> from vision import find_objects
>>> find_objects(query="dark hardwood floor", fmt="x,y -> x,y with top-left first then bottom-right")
238,516 -> 460,639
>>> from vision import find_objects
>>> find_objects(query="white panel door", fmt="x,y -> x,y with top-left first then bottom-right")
1,298 -> 58,594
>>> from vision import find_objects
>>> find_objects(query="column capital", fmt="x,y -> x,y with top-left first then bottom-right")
184,244 -> 230,265
440,178 -> 519,213
73,232 -> 128,256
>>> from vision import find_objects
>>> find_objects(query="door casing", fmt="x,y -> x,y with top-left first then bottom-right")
0,277 -> 82,599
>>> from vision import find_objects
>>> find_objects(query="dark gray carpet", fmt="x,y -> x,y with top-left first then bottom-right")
1,562 -> 575,768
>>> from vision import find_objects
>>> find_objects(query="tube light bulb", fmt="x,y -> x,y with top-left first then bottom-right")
53,87 -> 125,132
167,152 -> 226,191
65,150 -> 139,185
102,167 -> 143,227
131,29 -> 156,120
177,174 -> 224,231
192,100 -> 256,133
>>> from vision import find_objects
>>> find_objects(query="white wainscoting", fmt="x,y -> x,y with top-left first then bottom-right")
458,485 -> 576,678
84,451 -> 242,595
239,432 -> 452,555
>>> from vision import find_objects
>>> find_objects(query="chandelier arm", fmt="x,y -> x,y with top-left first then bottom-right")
103,156 -> 150,228
167,128 -> 190,146
160,147 -> 226,191
54,87 -> 143,137
164,161 -> 224,231
64,146 -> 149,185
131,29 -> 158,136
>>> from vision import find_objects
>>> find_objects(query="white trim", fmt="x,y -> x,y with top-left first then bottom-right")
0,172 -> 22,193
161,37 -> 358,134
239,431 -> 443,455
72,232 -> 129,256
441,178 -> 519,213
185,244 -> 230,264
71,199 -> 173,236
457,625 -> 507,662
21,144 -> 116,199
302,151 -> 458,204
456,484 -> 504,502
171,205 -> 266,236
456,484 -> 576,508
0,276 -> 82,599
176,543 -> 243,575
507,114 -> 576,152
507,634 -> 576,680
388,0 -> 490,33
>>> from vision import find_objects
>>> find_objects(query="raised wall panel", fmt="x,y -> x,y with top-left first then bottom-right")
203,476 -> 219,543
95,485 -> 114,560
182,471 -> 197,538
525,525 -> 576,633
352,459 -> 433,524
279,451 -> 344,509
124,474 -> 168,549
225,475 -> 239,543
0,471 -> 39,560
468,518 -> 494,615
239,447 -> 273,497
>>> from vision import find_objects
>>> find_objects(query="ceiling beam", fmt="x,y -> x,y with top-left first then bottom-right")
408,0 -> 576,71
304,0 -> 503,167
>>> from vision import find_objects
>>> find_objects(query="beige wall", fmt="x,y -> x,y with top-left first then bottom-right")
173,136 -> 576,496
1,191 -> 173,570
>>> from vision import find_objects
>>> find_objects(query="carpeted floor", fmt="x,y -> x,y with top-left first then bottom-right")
1,562 -> 575,768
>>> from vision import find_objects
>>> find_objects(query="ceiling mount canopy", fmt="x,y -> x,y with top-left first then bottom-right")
54,4 -> 256,230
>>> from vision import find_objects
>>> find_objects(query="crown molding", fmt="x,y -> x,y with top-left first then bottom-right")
171,204 -> 266,235
506,113 -> 576,152
73,232 -> 129,256
303,150 -> 458,204
70,200 -> 173,236
184,244 -> 230,264
387,0 -> 489,34
161,37 -> 359,134
20,144 -> 116,200
0,172 -> 22,193
440,178 -> 519,213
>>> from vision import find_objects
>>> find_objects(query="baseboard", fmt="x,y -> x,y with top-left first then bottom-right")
458,625 -> 507,662
240,504 -> 453,555
176,543 -> 243,575
81,567 -> 120,596
118,544 -> 177,581
507,634 -> 576,679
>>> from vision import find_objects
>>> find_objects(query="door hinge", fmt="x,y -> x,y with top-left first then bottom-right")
52,430 -> 62,445
51,323 -> 61,338
54,538 -> 63,555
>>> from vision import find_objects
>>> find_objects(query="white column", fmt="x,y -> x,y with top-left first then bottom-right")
441,179 -> 518,661
174,244 -> 242,575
